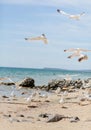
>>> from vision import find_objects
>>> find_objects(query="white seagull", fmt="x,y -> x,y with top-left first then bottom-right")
57,9 -> 85,20
25,34 -> 48,44
64,48 -> 91,62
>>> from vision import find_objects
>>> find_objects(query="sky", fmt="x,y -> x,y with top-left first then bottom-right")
0,0 -> 91,70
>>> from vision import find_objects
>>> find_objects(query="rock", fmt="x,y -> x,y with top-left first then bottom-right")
46,78 -> 91,91
3,114 -> 11,118
47,114 -> 65,123
2,95 -> 9,98
39,113 -> 50,118
1,82 -> 15,86
19,114 -> 25,117
17,77 -> 35,88
47,79 -> 65,91
28,105 -> 38,108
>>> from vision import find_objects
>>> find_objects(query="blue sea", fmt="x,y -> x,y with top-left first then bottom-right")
0,67 -> 91,97
0,67 -> 91,85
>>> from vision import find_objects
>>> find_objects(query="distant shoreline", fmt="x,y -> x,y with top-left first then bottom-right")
0,66 -> 91,72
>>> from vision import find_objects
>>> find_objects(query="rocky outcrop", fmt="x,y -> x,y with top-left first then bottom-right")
45,78 -> 91,91
1,77 -> 91,91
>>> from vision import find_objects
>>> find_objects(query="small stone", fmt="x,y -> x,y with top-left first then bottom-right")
47,114 -> 65,123
39,113 -> 49,118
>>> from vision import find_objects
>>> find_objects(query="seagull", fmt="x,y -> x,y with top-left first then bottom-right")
55,87 -> 61,95
64,48 -> 91,62
64,74 -> 72,82
25,91 -> 39,103
57,9 -> 85,20
83,90 -> 91,101
25,34 -> 48,44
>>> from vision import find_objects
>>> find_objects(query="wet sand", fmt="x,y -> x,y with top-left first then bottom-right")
0,88 -> 91,130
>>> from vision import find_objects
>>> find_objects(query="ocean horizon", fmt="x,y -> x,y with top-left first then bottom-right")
0,66 -> 91,86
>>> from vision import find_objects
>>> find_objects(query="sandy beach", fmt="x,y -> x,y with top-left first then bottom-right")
0,88 -> 91,130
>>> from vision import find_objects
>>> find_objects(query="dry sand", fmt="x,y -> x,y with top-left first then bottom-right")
0,88 -> 91,130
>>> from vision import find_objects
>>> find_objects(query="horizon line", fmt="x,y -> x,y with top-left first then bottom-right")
0,66 -> 91,71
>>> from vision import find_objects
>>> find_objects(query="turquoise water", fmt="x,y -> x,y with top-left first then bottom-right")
0,67 -> 91,86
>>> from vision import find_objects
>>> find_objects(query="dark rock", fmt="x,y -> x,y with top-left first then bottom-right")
17,77 -> 35,88
21,91 -> 28,95
39,113 -> 49,118
2,95 -> 9,98
1,82 -> 15,86
3,114 -> 11,117
19,114 -> 24,117
47,114 -> 65,123
28,105 -> 38,108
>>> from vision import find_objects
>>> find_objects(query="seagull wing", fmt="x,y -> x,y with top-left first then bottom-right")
57,9 -> 70,16
79,49 -> 91,52
64,48 -> 76,52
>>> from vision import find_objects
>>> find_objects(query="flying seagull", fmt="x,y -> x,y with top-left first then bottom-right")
57,9 -> 85,20
25,34 -> 48,44
64,48 -> 91,62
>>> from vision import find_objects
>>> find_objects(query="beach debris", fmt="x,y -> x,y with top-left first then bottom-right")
64,48 -> 91,62
69,116 -> 80,123
3,114 -> 11,118
61,106 -> 68,109
57,9 -> 85,20
47,114 -> 66,123
44,100 -> 50,102
25,34 -> 48,44
18,114 -> 25,117
2,95 -> 9,98
21,91 -> 28,95
27,105 -> 38,108
39,113 -> 50,118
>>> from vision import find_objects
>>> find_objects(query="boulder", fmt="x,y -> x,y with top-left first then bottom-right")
17,77 -> 35,88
